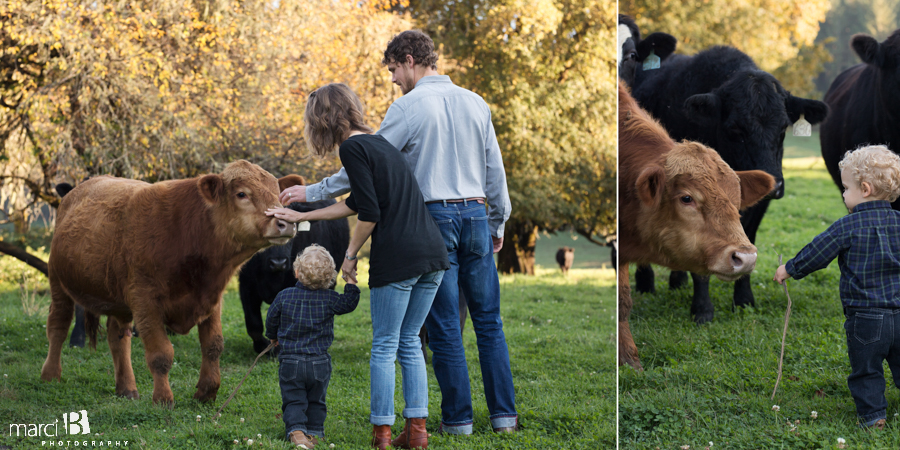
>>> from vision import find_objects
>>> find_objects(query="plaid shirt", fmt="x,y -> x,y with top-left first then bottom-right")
265,282 -> 360,356
786,200 -> 900,307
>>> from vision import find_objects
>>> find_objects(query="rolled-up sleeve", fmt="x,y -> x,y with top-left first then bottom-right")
340,143 -> 381,222
483,112 -> 511,238
305,168 -> 352,202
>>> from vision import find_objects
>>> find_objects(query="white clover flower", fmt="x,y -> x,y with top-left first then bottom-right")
329,444 -> 335,449
247,439 -> 254,445
196,415 -> 202,422
810,411 -> 818,419
132,425 -> 138,428
234,439 -> 239,444
837,437 -> 846,444
772,405 -> 780,412
257,434 -> 261,438
240,418 -> 245,423
709,442 -> 713,447
680,446 -> 690,450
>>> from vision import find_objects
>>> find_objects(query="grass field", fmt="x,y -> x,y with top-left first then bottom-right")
0,250 -> 615,449
619,158 -> 900,449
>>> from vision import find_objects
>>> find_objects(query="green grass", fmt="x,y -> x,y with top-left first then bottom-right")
620,162 -> 900,449
0,256 -> 615,449
784,129 -> 822,159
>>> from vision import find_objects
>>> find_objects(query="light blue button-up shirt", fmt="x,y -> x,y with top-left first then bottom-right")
305,75 -> 511,238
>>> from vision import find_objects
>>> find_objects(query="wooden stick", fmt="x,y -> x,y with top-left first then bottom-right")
772,254 -> 793,400
216,341 -> 277,418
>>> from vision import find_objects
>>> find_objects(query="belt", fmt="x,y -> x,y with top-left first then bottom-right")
425,197 -> 485,205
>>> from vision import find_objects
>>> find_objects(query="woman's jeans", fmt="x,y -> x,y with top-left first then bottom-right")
844,306 -> 900,426
369,270 -> 445,425
279,353 -> 331,438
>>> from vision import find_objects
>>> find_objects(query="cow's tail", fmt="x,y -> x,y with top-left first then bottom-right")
85,310 -> 100,350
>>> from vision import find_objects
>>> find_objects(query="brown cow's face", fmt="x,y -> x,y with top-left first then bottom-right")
199,161 -> 300,248
638,142 -> 771,281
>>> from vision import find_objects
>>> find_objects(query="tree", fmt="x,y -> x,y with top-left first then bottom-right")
0,0 -> 409,262
621,0 -> 833,98
402,0 -> 617,274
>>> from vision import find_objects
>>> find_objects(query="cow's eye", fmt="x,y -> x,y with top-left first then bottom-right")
680,195 -> 693,204
237,192 -> 247,199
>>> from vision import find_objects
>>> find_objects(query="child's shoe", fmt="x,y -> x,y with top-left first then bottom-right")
289,430 -> 316,448
871,419 -> 886,430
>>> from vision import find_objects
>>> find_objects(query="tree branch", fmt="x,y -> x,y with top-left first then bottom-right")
0,241 -> 48,276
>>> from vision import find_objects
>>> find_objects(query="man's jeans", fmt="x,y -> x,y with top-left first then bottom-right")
369,270 -> 445,425
425,201 -> 518,434
279,353 -> 331,439
843,307 -> 900,426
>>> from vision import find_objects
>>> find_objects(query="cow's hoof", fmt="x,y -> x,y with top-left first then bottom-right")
152,390 -> 175,407
117,389 -> 140,400
40,365 -> 62,382
692,311 -> 714,325
193,389 -> 218,403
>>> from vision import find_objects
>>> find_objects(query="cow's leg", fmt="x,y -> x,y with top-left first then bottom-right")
634,264 -> 655,294
239,288 -> 268,354
733,275 -> 755,308
68,304 -> 86,348
669,270 -> 689,290
41,283 -> 75,381
194,302 -> 224,403
690,273 -> 714,324
107,316 -> 139,399
132,305 -> 175,406
618,263 -> 642,371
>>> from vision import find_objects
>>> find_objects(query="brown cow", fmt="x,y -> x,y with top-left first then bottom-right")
41,160 -> 303,406
618,81 -> 774,371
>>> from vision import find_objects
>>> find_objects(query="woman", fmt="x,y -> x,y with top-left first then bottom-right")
267,83 -> 448,450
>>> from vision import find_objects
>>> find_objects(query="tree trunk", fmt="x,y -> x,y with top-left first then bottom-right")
0,241 -> 48,276
497,218 -> 537,275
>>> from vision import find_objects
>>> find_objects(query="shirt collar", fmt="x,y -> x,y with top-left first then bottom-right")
295,281 -> 311,290
853,200 -> 892,213
414,75 -> 451,88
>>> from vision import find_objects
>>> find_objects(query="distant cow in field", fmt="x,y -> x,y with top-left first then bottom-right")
631,44 -> 828,324
238,199 -> 350,355
556,247 -> 574,275
42,161 -> 303,406
821,29 -> 900,205
618,81 -> 774,370
617,14 -> 676,87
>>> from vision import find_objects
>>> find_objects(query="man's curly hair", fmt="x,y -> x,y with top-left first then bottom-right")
382,30 -> 438,69
293,244 -> 337,290
839,145 -> 900,202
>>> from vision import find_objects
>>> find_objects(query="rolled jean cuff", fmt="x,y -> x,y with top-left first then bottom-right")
860,412 -> 886,427
440,422 -> 472,435
490,414 -> 518,429
370,414 -> 396,426
402,407 -> 428,419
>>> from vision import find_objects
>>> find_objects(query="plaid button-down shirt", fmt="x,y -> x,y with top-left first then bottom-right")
265,282 -> 360,356
786,200 -> 900,307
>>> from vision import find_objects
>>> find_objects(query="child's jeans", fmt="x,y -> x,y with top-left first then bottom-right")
279,353 -> 331,439
843,306 -> 900,426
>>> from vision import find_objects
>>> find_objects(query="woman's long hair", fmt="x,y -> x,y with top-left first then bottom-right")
303,83 -> 374,158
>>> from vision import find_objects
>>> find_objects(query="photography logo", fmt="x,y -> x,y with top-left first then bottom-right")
8,409 -> 89,437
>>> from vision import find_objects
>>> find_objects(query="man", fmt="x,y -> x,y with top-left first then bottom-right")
281,29 -> 518,435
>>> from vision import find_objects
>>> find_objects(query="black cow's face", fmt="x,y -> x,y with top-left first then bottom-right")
684,71 -> 827,200
256,241 -> 293,274
618,22 -> 640,85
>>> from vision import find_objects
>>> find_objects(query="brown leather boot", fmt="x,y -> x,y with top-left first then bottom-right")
390,418 -> 428,449
289,431 -> 315,448
371,424 -> 392,450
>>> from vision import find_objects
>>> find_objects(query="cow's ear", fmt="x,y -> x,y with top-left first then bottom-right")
851,34 -> 883,67
785,95 -> 829,124
684,93 -> 720,125
278,175 -> 306,191
637,32 -> 677,61
636,165 -> 666,207
735,170 -> 775,210
198,174 -> 224,205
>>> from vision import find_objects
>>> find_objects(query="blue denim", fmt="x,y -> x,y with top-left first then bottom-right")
369,270 -> 445,425
279,353 -> 331,439
425,201 -> 518,434
843,307 -> 900,426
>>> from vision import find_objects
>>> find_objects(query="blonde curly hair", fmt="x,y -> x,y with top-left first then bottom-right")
839,145 -> 900,202
293,244 -> 337,290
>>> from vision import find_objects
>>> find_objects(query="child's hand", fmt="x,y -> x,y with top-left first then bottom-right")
773,264 -> 791,285
341,257 -> 358,285
270,339 -> 278,346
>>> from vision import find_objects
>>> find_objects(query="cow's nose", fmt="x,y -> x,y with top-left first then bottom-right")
767,178 -> 785,200
270,257 -> 289,272
732,251 -> 758,273
275,219 -> 290,233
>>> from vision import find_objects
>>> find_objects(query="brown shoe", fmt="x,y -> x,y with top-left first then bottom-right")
289,430 -> 316,448
371,424 -> 392,450
871,419 -> 886,430
390,418 -> 428,449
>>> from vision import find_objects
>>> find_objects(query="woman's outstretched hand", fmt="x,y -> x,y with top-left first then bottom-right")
266,207 -> 306,223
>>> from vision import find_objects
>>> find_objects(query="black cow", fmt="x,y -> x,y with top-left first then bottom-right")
238,200 -> 350,354
618,14 -> 676,87
631,45 -> 828,323
821,29 -> 900,203
556,247 -> 575,275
